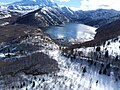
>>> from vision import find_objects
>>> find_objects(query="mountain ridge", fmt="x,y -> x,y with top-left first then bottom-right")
12,0 -> 57,6
1,0 -> 120,28
14,7 -> 69,27
0,0 -> 58,11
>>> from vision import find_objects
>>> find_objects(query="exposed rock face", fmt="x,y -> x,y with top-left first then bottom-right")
15,7 -> 69,27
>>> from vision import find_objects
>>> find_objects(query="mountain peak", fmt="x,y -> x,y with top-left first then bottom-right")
1,0 -> 58,11
22,0 -> 54,2
12,0 -> 57,7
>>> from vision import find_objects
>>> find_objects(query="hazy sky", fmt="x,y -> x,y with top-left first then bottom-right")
0,0 -> 120,11
0,0 -> 20,3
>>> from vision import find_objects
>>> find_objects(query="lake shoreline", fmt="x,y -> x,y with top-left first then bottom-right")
43,23 -> 96,47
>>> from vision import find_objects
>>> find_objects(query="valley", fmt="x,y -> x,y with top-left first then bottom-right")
0,0 -> 120,90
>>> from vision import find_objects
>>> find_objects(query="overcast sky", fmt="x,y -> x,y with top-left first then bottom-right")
0,0 -> 120,11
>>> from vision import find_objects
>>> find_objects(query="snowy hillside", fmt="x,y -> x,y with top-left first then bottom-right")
1,0 -> 120,28
0,1 -> 120,90
60,7 -> 76,21
12,0 -> 57,7
0,11 -> 11,19
77,9 -> 120,20
75,9 -> 120,27
0,0 -> 58,12
15,7 -> 69,27
0,25 -> 119,90
76,36 -> 120,59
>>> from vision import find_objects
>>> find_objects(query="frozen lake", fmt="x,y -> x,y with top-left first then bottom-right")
44,23 -> 97,43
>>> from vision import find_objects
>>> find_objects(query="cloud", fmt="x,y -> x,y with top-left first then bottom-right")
69,7 -> 81,11
80,0 -> 120,10
55,0 -> 70,2
0,2 -> 8,5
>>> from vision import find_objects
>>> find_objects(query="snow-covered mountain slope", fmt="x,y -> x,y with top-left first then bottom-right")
77,36 -> 120,58
0,2 -> 8,5
75,9 -> 120,27
77,9 -> 120,20
0,2 -> 8,11
1,0 -> 120,28
12,0 -> 57,7
15,7 -> 69,27
74,36 -> 120,75
0,0 -> 58,12
60,7 -> 77,21
0,11 -> 11,19
0,25 -> 119,90
0,10 -> 23,27
102,37 -> 120,57
51,8 -> 120,27
0,11 -> 11,26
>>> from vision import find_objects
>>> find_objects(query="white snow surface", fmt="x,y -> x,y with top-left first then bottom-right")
0,12 -> 11,19
0,22 -> 9,26
4,33 -> 119,90
77,36 -> 120,58
0,30 -> 119,90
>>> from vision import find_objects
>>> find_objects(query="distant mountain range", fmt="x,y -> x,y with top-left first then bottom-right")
75,9 -> 120,27
1,0 -> 120,29
0,0 -> 58,11
12,0 -> 57,6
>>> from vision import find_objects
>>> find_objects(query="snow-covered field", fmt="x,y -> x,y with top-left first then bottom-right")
75,36 -> 120,59
0,27 -> 119,90
1,31 -> 119,90
35,47 -> 120,90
